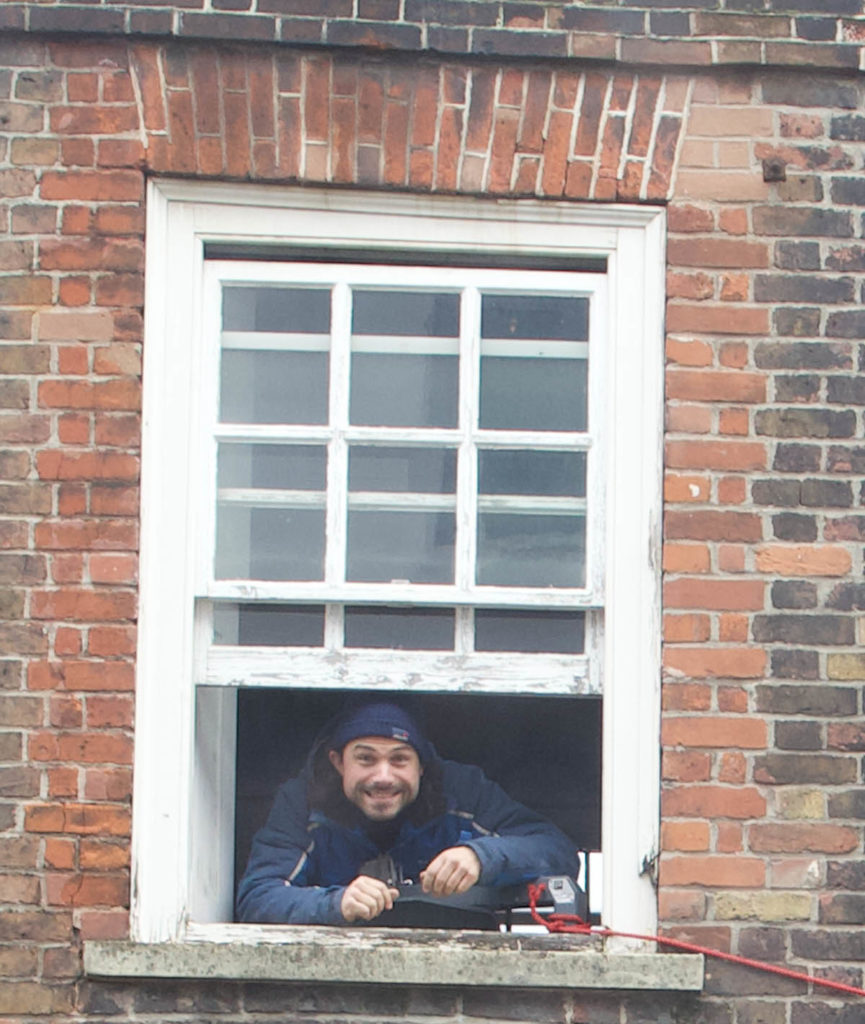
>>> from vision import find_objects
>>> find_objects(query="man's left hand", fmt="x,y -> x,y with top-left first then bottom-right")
419,846 -> 481,897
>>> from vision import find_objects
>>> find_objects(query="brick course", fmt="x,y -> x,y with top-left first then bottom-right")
2,7 -> 865,1023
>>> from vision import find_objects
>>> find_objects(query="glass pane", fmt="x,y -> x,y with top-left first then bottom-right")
478,450 -> 586,498
475,609 -> 585,653
347,511 -> 455,584
213,604 -> 324,646
344,607 -> 455,649
221,286 -> 330,425
215,507 -> 324,581
479,294 -> 588,432
349,447 -> 457,494
223,286 -> 330,332
218,444 -> 326,491
477,512 -> 585,588
350,290 -> 459,428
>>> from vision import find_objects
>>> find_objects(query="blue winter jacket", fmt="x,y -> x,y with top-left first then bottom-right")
236,758 -> 579,925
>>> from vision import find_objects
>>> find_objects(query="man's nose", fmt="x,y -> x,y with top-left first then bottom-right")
370,760 -> 395,782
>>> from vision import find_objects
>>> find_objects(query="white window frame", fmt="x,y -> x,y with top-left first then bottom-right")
132,180 -> 665,947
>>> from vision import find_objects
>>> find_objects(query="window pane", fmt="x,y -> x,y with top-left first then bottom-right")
475,609 -> 585,653
218,444 -> 326,491
344,607 -> 455,649
479,294 -> 588,432
215,508 -> 324,581
478,450 -> 586,498
349,447 -> 457,494
476,512 -> 585,588
221,286 -> 330,425
347,511 -> 455,584
213,604 -> 324,646
350,290 -> 459,428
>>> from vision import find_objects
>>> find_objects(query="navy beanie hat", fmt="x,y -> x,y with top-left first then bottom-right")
329,702 -> 431,764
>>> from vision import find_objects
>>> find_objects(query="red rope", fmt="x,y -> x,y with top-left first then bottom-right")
526,882 -> 865,1000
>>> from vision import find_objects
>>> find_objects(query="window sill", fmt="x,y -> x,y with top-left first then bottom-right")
84,927 -> 704,991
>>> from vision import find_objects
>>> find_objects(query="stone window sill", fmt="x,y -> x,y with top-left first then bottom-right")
85,927 -> 704,990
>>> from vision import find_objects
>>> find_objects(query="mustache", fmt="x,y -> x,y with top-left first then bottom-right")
363,784 -> 405,795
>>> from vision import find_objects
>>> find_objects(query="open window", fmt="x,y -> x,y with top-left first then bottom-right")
132,183 -> 664,945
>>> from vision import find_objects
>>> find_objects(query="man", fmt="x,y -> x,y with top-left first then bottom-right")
236,700 -> 579,925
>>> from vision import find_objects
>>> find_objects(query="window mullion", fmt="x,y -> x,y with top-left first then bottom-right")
325,282 -> 351,646
455,286 -> 480,653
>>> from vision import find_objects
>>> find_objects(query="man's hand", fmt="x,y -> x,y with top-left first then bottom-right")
339,875 -> 399,923
419,846 -> 481,897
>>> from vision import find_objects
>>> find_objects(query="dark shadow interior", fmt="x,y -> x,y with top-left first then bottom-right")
234,689 -> 602,897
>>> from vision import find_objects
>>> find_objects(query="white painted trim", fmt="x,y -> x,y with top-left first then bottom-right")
133,180 -> 665,945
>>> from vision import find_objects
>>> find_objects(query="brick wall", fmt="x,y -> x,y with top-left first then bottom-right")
1,0 -> 865,68
2,15 -> 865,1024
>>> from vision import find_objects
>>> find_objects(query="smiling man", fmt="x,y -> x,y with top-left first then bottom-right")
236,701 -> 579,926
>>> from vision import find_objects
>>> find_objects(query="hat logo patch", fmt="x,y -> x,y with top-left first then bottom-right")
392,728 -> 409,741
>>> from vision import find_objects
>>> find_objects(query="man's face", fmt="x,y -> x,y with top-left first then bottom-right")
329,736 -> 423,821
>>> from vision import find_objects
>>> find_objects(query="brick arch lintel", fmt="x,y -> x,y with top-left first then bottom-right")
128,42 -> 691,203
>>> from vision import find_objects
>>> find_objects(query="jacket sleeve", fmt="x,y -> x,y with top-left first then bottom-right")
235,777 -> 346,925
443,762 -> 580,887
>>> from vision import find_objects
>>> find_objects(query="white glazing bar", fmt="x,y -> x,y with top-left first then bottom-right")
221,331 -> 329,351
207,580 -> 598,608
205,647 -> 595,695
217,489 -> 326,507
324,602 -> 343,650
477,496 -> 587,513
347,492 -> 456,512
326,282 -> 350,587
457,286 -> 480,601
350,335 -> 460,355
214,425 -> 334,443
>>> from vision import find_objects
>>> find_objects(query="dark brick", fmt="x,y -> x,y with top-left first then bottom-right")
772,580 -> 817,610
705,958 -> 806,997
756,341 -> 851,370
824,515 -> 865,541
820,894 -> 865,926
827,377 -> 865,404
828,861 -> 865,890
404,0 -> 498,26
800,478 -> 853,507
460,989 -> 569,1022
752,479 -> 801,507
280,18 -> 325,42
76,981 -> 130,1016
561,8 -> 645,33
756,408 -> 856,438
772,309 -> 821,337
132,981 -> 240,1014
245,983 -> 414,1015
763,75 -> 859,108
775,720 -> 822,750
753,206 -> 853,238
827,583 -> 865,611
0,6 -> 25,31
736,1002 -> 786,1024
774,241 -> 820,271
828,792 -> 865,821
755,274 -> 854,304
129,11 -> 175,33
775,374 -> 819,402
738,927 -> 788,964
650,11 -> 691,34
214,0 -> 254,9
753,614 -> 854,645
328,19 -> 423,48
826,245 -> 865,272
665,511 -> 761,542
832,178 -> 865,206
791,929 -> 865,962
471,29 -> 568,58
754,753 -> 858,785
771,0 -> 859,13
826,446 -> 865,473
28,5 -> 126,33
827,311 -> 865,339
179,12 -> 275,39
0,660 -> 22,689
831,115 -> 865,141
773,445 -> 820,473
427,26 -> 469,51
795,17 -> 841,41
772,512 -> 818,541
792,1002 -> 865,1024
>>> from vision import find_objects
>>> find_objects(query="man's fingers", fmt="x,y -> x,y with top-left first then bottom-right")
420,847 -> 481,896
340,876 -> 399,922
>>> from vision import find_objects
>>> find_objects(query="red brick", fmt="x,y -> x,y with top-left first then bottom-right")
663,543 -> 710,574
55,733 -> 133,766
57,484 -> 87,516
86,695 -> 133,729
76,909 -> 128,940
332,95 -> 356,184
668,204 -> 714,233
718,544 -> 745,573
662,684 -> 711,712
665,647 -> 766,680
666,440 -> 766,472
465,67 -> 495,153
663,716 -> 767,748
79,839 -> 129,870
628,75 -> 661,157
755,545 -> 851,577
518,71 -> 551,154
664,614 -> 711,643
666,370 -> 765,403
47,768 -> 78,798
44,838 -> 76,871
717,683 -> 748,709
30,590 -> 136,622
659,855 -> 765,888
718,475 -> 746,504
719,408 -> 749,435
50,695 -> 83,729
666,304 -> 769,335
37,450 -> 139,482
749,824 -> 859,855
435,106 -> 462,191
718,611 -> 749,643
383,101 -> 409,186
664,577 -> 764,611
659,890 -> 706,921
665,474 -> 710,503
90,487 -> 139,517
662,821 -> 710,852
668,237 -> 769,269
666,338 -> 713,367
716,822 -> 743,853
24,803 -> 130,836
662,785 -> 766,819
38,380 -> 140,412
94,273 -> 144,308
718,751 -> 746,784
662,750 -> 711,782
540,110 -> 572,196
666,404 -> 712,434
45,872 -> 128,908
40,170 -> 143,202
63,661 -> 135,692
574,73 -> 606,157
84,766 -> 132,801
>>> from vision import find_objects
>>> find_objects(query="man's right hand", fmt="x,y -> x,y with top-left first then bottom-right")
339,875 -> 399,923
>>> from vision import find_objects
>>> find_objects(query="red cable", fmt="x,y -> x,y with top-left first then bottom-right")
526,883 -> 865,1000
